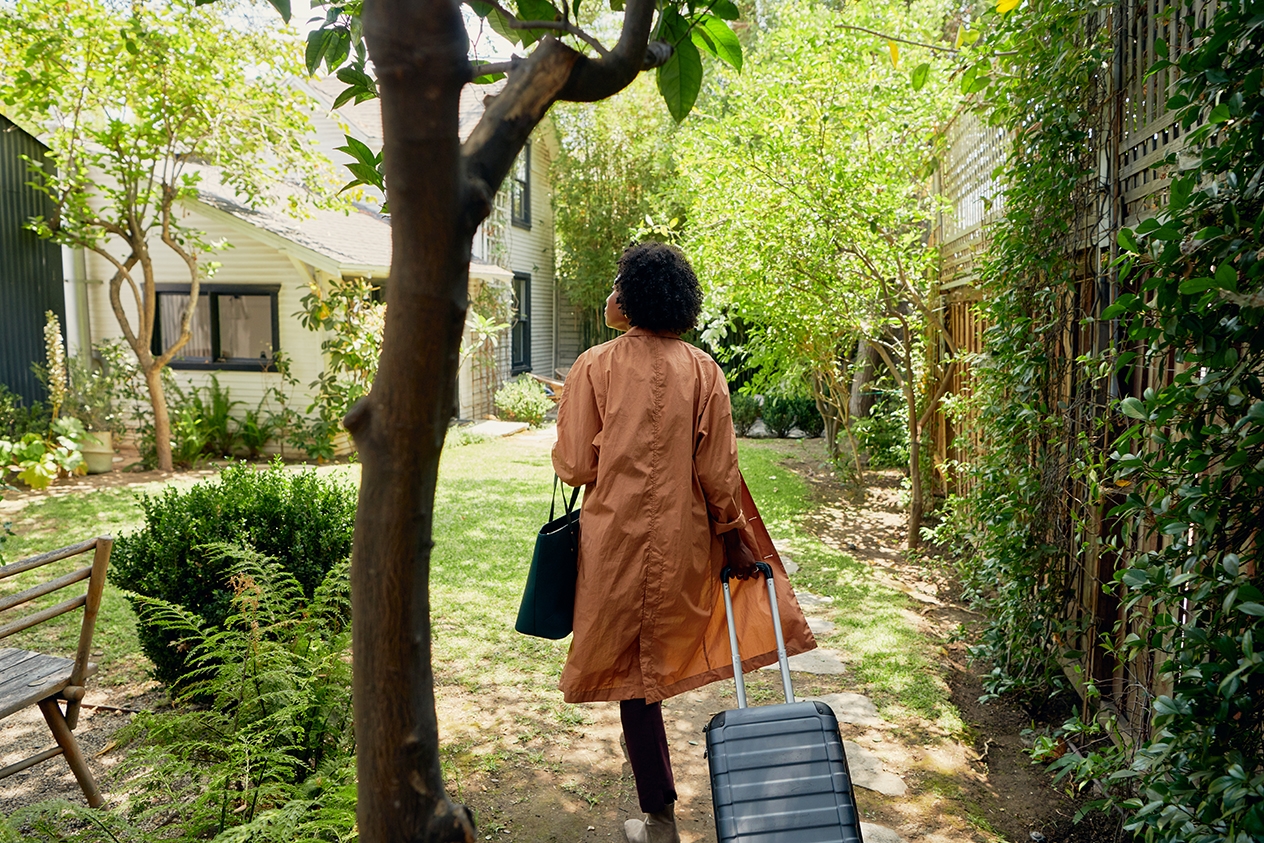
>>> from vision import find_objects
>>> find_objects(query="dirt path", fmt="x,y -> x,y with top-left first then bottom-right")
2,434 -> 1117,841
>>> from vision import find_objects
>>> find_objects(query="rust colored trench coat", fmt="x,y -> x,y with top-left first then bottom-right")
552,327 -> 816,704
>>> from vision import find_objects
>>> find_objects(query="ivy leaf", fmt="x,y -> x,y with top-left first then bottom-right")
697,15 -> 741,71
911,62 -> 931,91
1119,397 -> 1148,420
996,0 -> 1021,14
1214,261 -> 1237,291
1179,277 -> 1213,295
1117,228 -> 1140,253
657,29 -> 702,122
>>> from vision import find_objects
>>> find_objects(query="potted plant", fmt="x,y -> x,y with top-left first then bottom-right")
65,347 -> 126,474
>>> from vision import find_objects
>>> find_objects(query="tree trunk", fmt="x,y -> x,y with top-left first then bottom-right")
347,0 -> 478,840
849,339 -> 880,420
144,366 -> 174,471
905,387 -> 922,550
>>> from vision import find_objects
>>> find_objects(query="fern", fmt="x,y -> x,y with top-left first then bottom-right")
107,544 -> 356,840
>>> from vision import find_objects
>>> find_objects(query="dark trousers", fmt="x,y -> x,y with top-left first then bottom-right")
620,698 -> 677,813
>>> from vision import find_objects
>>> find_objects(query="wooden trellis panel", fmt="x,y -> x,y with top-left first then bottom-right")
930,0 -> 1210,741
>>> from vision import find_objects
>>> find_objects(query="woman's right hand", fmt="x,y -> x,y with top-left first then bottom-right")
722,529 -> 759,579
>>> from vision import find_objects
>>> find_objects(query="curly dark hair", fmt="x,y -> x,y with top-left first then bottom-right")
614,242 -> 703,335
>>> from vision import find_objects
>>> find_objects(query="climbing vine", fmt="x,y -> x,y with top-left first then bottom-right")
946,0 -> 1262,838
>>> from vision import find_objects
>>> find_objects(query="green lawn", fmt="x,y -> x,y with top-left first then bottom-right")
736,441 -> 961,734
0,433 -> 958,739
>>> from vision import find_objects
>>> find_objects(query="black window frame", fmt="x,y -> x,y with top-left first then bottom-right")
152,283 -> 281,372
510,142 -> 531,229
511,272 -> 531,375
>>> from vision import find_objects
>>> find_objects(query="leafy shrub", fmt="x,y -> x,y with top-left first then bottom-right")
0,417 -> 86,490
0,385 -> 49,440
761,396 -> 797,438
790,397 -> 823,437
110,461 -> 357,687
494,376 -> 553,427
853,391 -> 908,469
730,392 -> 759,437
189,375 -> 241,458
238,404 -> 277,459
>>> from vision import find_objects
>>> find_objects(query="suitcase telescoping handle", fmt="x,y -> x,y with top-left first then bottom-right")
720,561 -> 795,709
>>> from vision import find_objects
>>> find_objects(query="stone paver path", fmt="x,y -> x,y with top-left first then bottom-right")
769,538 -> 909,842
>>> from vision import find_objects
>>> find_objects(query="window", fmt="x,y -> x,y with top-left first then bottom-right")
511,272 -> 531,374
152,284 -> 280,370
511,143 -> 531,228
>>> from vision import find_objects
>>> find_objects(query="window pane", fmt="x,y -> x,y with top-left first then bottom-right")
217,294 -> 274,362
160,294 -> 211,361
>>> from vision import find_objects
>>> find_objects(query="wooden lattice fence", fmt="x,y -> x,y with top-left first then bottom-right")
931,0 -> 1207,739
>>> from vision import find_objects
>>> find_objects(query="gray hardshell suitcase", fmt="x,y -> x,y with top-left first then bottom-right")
705,562 -> 864,843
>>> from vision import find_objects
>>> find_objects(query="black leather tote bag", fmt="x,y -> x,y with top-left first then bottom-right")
515,475 -> 581,639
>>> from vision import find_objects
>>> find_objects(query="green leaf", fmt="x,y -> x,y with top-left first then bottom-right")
1208,103 -> 1231,123
1239,603 -> 1264,617
609,0 -> 624,10
305,29 -> 332,76
657,35 -> 703,122
710,0 -> 740,20
1154,37 -> 1168,58
1179,277 -> 1213,295
911,62 -> 931,91
515,0 -> 561,45
266,0 -> 291,22
697,15 -> 742,71
484,6 -> 522,45
335,135 -> 380,166
1119,397 -> 1148,420
1214,261 -> 1237,290
1117,227 -> 1140,253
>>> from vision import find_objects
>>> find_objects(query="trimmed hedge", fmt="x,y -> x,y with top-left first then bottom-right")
110,461 -> 356,687
730,393 -> 760,437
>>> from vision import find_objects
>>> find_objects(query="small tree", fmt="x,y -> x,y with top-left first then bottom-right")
0,0 -> 326,470
552,76 -> 685,345
683,0 -> 955,545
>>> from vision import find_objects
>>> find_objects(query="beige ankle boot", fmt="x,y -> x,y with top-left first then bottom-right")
622,802 -> 680,843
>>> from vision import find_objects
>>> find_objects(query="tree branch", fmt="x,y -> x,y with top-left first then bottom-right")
153,190 -> 202,370
837,25 -> 959,55
465,0 -> 609,57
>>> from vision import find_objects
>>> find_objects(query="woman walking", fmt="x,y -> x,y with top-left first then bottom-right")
552,242 -> 815,842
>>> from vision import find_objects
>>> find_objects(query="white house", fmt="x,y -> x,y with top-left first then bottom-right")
67,79 -> 584,441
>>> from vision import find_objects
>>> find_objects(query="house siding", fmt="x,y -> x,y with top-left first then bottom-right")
83,204 -> 328,414
505,132 -> 558,379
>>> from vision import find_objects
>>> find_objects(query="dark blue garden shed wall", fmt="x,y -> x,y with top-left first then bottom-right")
1,114 -> 65,406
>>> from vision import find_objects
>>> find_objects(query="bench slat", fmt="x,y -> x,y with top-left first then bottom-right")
0,539 -> 99,581
0,565 -> 92,614
0,595 -> 87,641
0,649 -> 96,720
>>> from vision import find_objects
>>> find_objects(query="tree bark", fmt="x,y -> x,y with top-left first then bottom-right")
144,366 -> 174,472
350,0 -> 661,838
350,0 -> 477,840
848,339 -> 880,420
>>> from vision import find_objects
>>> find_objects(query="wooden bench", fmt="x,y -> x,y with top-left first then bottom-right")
0,537 -> 112,807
